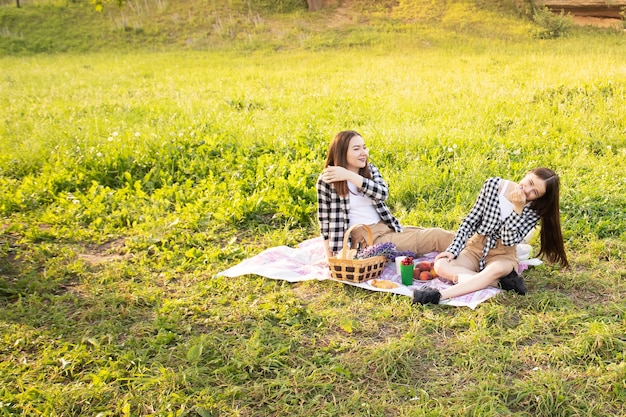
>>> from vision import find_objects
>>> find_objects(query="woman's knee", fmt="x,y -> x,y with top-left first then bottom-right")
484,262 -> 515,278
434,258 -> 454,276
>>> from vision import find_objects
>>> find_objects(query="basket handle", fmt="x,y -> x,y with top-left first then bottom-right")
339,224 -> 373,260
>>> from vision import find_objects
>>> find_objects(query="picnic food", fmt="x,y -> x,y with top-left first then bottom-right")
371,279 -> 398,289
420,271 -> 433,281
400,256 -> 415,285
417,261 -> 432,271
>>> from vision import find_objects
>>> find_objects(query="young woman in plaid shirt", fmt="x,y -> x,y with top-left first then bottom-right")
316,130 -> 454,260
413,167 -> 569,305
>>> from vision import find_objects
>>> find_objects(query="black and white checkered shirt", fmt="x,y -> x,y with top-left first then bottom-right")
446,177 -> 540,270
316,163 -> 402,254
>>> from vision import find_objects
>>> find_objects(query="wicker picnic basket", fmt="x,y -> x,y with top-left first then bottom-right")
328,224 -> 387,283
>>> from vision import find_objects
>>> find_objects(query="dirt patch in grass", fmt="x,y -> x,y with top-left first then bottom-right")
325,0 -> 362,28
77,238 -> 130,265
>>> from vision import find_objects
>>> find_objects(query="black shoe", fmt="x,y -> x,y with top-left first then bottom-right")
499,270 -> 527,295
412,289 -> 441,305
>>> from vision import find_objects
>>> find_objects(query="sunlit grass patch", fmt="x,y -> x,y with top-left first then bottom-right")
1,4 -> 626,414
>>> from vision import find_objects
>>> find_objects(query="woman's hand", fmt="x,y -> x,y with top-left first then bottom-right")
435,251 -> 455,262
322,166 -> 352,183
509,182 -> 527,213
323,166 -> 363,189
322,239 -> 333,260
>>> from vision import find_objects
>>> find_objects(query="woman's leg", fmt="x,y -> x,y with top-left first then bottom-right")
433,253 -> 477,283
414,237 -> 520,304
349,223 -> 392,250
438,259 -> 513,300
375,226 -> 455,255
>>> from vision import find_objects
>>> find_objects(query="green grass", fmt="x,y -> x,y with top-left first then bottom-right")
1,0 -> 626,415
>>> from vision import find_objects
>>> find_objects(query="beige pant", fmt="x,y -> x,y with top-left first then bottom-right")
461,234 -> 518,273
350,222 -> 454,256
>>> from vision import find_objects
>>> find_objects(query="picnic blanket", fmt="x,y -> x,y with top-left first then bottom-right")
217,237 -> 540,309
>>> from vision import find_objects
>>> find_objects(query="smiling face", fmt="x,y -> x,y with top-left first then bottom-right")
519,172 -> 547,201
345,135 -> 369,172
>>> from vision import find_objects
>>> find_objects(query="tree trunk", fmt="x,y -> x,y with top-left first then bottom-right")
16,0 -> 20,8
306,0 -> 324,11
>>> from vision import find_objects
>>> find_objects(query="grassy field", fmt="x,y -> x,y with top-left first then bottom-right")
1,0 -> 626,416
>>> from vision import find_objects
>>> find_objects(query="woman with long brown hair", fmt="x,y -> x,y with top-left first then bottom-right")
316,130 -> 454,259
413,167 -> 569,304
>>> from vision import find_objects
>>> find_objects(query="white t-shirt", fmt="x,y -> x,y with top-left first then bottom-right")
498,179 -> 514,221
347,182 -> 381,227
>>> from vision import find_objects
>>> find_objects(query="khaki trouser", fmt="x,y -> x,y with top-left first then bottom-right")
350,222 -> 454,256
461,234 -> 519,272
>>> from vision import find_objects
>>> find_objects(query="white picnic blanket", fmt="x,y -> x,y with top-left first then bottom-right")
217,237 -> 540,309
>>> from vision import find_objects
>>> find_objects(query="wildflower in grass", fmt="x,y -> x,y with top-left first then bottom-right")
67,193 -> 80,205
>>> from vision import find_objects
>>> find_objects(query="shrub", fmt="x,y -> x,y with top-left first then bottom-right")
532,6 -> 573,39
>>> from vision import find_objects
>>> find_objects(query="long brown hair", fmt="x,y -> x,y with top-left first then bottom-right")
527,167 -> 569,267
324,130 -> 372,197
